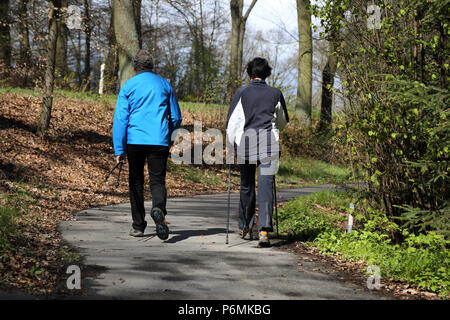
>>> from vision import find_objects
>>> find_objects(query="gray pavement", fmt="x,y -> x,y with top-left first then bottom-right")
58,185 -> 388,299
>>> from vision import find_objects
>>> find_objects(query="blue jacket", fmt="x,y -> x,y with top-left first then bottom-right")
112,71 -> 182,156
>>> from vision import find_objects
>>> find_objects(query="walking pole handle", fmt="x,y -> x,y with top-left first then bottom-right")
115,161 -> 123,187
105,162 -> 120,182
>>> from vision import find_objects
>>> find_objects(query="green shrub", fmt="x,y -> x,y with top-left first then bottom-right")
316,230 -> 449,297
314,0 -> 450,237
280,190 -> 449,297
351,80 -> 449,237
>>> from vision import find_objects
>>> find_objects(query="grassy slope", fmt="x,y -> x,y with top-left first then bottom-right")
277,156 -> 348,188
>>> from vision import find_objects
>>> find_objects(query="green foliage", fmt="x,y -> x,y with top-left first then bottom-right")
353,207 -> 403,237
277,156 -> 349,187
167,161 -> 223,187
398,204 -> 450,239
338,78 -> 450,237
316,230 -> 450,297
178,101 -> 227,113
59,246 -> 81,264
278,191 -> 348,240
183,167 -> 220,185
0,85 -> 118,105
314,0 -> 450,237
280,190 -> 450,297
0,206 -> 18,252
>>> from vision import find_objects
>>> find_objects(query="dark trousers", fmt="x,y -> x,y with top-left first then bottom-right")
239,161 -> 275,232
127,144 -> 170,232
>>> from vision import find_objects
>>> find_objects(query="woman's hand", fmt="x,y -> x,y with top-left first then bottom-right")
116,155 -> 127,164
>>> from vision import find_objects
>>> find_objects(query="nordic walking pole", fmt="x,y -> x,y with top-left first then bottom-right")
273,176 -> 279,239
105,160 -> 124,186
226,164 -> 231,245
115,160 -> 123,187
105,161 -> 121,182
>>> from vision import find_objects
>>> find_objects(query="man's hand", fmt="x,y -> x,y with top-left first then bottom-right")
116,155 -> 127,164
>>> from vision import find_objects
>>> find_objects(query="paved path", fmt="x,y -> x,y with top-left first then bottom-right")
58,185 -> 388,300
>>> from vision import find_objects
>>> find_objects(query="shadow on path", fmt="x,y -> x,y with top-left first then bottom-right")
165,228 -> 228,244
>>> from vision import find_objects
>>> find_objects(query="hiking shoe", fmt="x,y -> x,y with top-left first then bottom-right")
241,228 -> 253,240
129,228 -> 144,237
151,207 -> 169,240
258,231 -> 270,247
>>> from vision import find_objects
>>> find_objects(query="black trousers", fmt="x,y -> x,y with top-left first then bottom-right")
239,160 -> 275,232
127,144 -> 170,232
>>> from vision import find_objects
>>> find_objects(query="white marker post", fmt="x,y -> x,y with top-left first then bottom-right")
99,63 -> 105,95
347,203 -> 354,233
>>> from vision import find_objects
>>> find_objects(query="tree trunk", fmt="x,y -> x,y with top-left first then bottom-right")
229,0 -> 242,98
237,20 -> 245,81
83,0 -> 91,90
18,0 -> 31,86
105,5 -> 119,93
133,0 -> 142,48
18,0 -> 31,66
55,0 -> 68,87
37,0 -> 63,137
318,41 -> 337,133
199,0 -> 206,90
228,0 -> 257,100
112,0 -> 140,87
0,0 -> 11,66
296,0 -> 312,128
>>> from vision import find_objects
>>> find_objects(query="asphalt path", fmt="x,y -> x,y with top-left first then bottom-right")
56,185 -> 390,300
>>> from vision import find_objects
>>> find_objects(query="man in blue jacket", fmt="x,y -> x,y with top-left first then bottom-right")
113,50 -> 182,240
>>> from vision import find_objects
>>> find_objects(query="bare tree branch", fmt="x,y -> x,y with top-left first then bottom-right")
242,0 -> 257,22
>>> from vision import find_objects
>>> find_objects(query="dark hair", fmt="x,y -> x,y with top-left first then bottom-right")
246,57 -> 272,80
132,49 -> 154,72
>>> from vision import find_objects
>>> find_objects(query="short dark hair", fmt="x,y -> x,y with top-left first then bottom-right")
246,57 -> 272,80
132,49 -> 154,72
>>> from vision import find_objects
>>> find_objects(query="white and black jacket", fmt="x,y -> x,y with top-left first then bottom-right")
226,80 -> 289,162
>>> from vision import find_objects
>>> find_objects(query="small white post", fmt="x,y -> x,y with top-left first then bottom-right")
347,203 -> 354,233
99,62 -> 105,95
